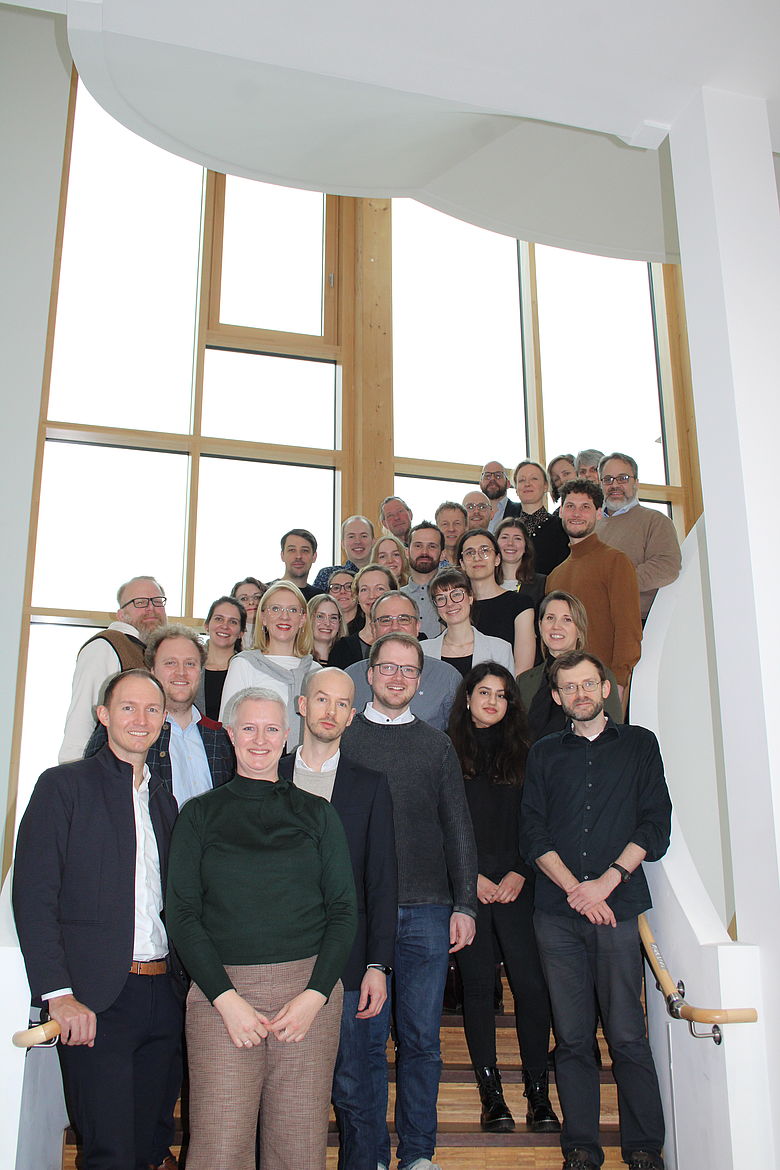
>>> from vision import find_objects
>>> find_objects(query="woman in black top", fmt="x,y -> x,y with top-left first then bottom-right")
198,595 -> 246,720
512,460 -> 570,574
495,517 -> 547,610
455,529 -> 535,674
328,564 -> 398,669
448,663 -> 559,1135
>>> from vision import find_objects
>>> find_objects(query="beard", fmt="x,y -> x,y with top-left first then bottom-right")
483,482 -> 506,500
560,695 -> 605,723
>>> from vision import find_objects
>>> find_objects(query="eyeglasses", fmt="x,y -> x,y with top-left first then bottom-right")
601,474 -> 635,486
374,614 -> 417,629
236,592 -> 262,605
433,588 -> 468,607
465,502 -> 490,512
557,679 -> 602,695
328,582 -> 353,594
374,662 -> 422,679
123,595 -> 167,609
481,471 -> 505,481
461,545 -> 493,561
314,612 -> 339,624
266,604 -> 303,616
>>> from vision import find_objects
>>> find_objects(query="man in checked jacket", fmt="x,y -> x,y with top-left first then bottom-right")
85,623 -> 234,805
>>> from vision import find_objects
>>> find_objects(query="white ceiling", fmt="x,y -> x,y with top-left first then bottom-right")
14,0 -> 780,260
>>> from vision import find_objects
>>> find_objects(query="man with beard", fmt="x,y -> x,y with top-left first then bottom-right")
546,479 -> 642,703
59,575 -> 168,763
462,490 -> 494,532
401,521 -> 446,639
281,668 -> 397,1170
479,460 -> 521,532
520,651 -> 671,1170
596,452 -> 681,622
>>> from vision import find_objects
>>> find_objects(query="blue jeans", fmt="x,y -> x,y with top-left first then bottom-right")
367,905 -> 451,1169
534,911 -> 665,1166
333,989 -> 380,1170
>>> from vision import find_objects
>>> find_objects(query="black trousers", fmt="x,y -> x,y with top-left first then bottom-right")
456,877 -> 553,1077
534,911 -> 665,1165
58,972 -> 183,1170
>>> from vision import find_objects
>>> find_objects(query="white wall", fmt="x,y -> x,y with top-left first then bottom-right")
0,7 -> 71,861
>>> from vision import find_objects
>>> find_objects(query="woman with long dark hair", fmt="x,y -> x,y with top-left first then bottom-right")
448,663 -> 559,1135
495,517 -> 547,609
196,595 -> 246,720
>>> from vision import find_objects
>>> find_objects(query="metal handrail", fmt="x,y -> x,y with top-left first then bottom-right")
639,913 -> 757,1042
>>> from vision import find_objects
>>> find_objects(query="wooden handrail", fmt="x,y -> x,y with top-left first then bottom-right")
639,914 -> 757,1026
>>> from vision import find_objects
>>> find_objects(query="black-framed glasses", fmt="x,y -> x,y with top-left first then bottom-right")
481,471 -> 506,481
374,662 -> 421,679
433,588 -> 468,607
328,582 -> 353,594
601,474 -> 635,486
123,595 -> 167,609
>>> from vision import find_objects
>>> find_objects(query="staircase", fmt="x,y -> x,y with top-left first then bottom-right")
64,978 -> 624,1169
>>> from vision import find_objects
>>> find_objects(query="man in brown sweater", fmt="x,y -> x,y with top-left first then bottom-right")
596,452 -> 681,621
546,480 -> 641,701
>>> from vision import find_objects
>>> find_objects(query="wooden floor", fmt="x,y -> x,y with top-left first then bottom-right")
63,977 -> 625,1169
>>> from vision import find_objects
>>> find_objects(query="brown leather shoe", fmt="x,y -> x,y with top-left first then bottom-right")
149,1156 -> 178,1170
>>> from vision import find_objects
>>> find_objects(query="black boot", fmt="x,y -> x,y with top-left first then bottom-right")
524,1070 -> 561,1133
475,1066 -> 515,1132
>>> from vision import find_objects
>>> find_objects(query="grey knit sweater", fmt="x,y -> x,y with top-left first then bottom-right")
341,715 -> 478,917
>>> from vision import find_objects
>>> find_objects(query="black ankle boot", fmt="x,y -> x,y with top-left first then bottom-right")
523,1070 -> 561,1132
475,1066 -> 515,1132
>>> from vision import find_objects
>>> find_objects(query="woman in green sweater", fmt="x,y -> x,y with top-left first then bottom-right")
166,685 -> 357,1170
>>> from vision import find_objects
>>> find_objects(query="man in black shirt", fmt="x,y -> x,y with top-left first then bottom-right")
520,650 -> 672,1170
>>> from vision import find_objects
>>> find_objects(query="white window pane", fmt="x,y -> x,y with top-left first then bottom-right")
201,350 -> 336,447
535,246 -> 667,484
48,84 -> 202,434
220,178 -> 325,335
16,622 -> 99,831
394,475 -> 477,524
195,457 -> 335,613
392,200 -> 524,465
32,442 -> 188,612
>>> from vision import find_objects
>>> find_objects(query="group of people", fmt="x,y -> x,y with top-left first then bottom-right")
12,447 -> 680,1170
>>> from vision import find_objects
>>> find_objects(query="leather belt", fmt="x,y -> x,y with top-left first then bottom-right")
129,959 -> 168,976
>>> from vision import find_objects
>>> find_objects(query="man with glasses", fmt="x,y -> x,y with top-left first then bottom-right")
345,592 -> 461,730
520,650 -> 671,1170
313,515 -> 376,592
596,452 -> 681,622
342,633 -> 478,1170
462,489 -> 494,531
478,460 -> 521,532
59,575 -> 167,763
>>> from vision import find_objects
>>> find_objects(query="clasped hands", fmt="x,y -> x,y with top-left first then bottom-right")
566,873 -> 619,927
214,987 -> 327,1049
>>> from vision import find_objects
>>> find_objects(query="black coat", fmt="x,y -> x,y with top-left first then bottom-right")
13,745 -> 182,1013
279,752 -> 397,990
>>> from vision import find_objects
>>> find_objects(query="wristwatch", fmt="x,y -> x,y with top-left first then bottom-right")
366,963 -> 392,975
610,862 -> 631,883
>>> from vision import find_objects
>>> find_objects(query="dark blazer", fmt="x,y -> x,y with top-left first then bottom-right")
280,752 -> 397,990
13,745 -> 181,1013
84,714 -> 235,795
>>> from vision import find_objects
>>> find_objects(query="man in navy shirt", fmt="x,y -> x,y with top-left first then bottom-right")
520,650 -> 672,1170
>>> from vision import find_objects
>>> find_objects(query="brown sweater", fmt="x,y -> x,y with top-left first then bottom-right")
545,533 -> 642,686
596,504 -> 681,618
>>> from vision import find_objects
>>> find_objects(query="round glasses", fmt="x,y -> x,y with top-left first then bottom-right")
433,588 -> 468,608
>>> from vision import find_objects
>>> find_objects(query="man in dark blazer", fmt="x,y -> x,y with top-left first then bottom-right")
480,459 -> 522,532
13,669 -> 185,1170
280,667 -> 397,1170
84,623 -> 235,803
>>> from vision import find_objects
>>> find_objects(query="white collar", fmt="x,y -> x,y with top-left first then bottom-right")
363,701 -> 415,726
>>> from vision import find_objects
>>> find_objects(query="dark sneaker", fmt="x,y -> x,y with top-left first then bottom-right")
627,1154 -> 664,1170
562,1150 -> 600,1170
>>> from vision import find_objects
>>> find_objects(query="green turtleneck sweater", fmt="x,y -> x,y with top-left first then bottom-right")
166,774 -> 357,1002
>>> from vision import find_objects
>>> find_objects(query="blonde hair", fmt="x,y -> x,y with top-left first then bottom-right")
254,581 -> 314,657
370,534 -> 411,586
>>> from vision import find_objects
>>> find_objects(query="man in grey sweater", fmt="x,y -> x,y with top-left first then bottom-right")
342,632 -> 478,1170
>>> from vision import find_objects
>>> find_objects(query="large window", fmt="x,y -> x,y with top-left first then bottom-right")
9,77 -> 697,835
